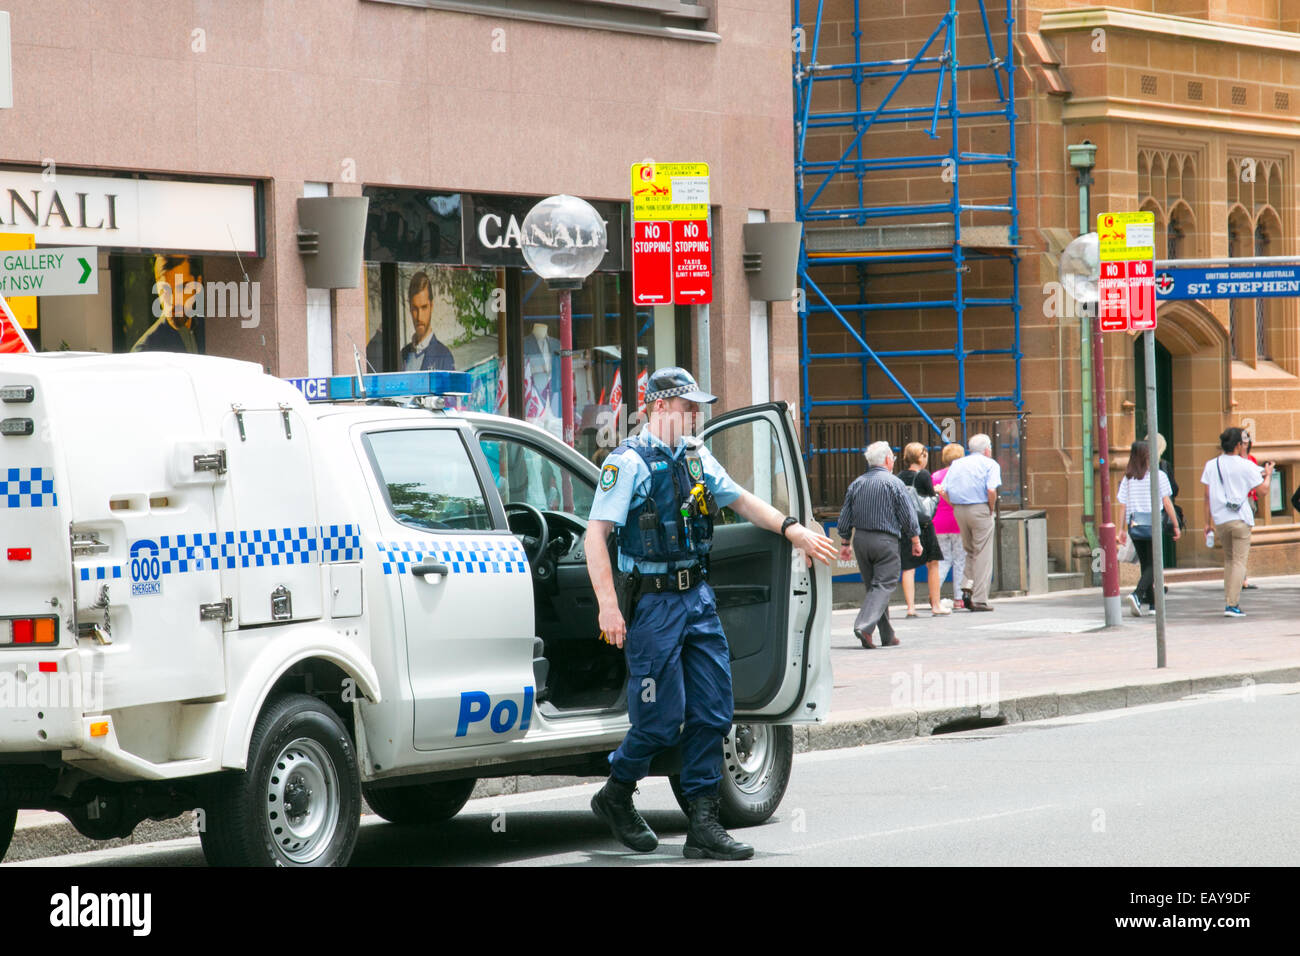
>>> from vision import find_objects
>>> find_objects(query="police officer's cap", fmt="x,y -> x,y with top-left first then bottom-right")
644,366 -> 717,405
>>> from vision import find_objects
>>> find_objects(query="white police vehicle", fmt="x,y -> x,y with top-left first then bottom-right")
0,352 -> 831,866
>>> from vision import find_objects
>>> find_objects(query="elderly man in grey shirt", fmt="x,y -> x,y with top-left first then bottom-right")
838,441 -> 923,648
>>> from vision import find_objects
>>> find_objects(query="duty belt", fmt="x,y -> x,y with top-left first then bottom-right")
639,564 -> 705,596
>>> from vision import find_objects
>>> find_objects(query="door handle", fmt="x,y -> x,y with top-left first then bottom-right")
412,563 -> 450,581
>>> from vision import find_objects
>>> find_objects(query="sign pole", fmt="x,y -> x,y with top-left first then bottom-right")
1095,210 -> 1156,628
1091,302 -> 1122,627
697,302 -> 710,424
560,288 -> 575,447
1145,329 -> 1167,666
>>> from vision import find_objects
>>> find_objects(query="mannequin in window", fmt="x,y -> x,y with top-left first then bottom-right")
523,322 -> 562,416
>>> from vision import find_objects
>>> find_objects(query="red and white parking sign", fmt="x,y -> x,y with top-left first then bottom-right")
1127,258 -> 1156,331
1097,211 -> 1156,332
631,219 -> 713,305
632,221 -> 672,306
671,219 -> 712,304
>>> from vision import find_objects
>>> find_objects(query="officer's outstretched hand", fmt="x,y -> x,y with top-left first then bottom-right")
599,605 -> 627,649
789,525 -> 839,567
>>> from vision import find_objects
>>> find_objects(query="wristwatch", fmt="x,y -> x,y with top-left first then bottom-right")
780,516 -> 800,538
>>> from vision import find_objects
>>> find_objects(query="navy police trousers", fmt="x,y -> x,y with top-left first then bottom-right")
609,581 -> 734,799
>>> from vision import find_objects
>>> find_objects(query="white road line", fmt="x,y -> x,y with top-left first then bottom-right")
792,803 -> 1059,853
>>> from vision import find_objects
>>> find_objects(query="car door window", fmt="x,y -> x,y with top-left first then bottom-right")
365,429 -> 493,532
478,436 -> 595,517
703,419 -> 792,524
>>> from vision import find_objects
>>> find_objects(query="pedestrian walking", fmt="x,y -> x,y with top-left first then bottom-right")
897,442 -> 948,617
838,441 -> 923,648
930,442 -> 967,608
584,366 -> 836,860
1201,426 -> 1272,617
1240,432 -> 1260,590
936,434 -> 1001,611
1116,440 -> 1180,617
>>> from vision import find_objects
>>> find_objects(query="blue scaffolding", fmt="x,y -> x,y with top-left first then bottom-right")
793,0 -> 1022,479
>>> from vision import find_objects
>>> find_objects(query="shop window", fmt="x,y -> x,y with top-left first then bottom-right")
519,271 -> 624,459
364,261 -> 508,415
113,254 -> 206,354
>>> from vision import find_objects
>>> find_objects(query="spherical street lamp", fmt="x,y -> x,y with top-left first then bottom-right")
520,195 -> 609,446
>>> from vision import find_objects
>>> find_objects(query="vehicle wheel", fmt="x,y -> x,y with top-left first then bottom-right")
363,779 -> 477,825
199,693 -> 361,867
0,805 -> 15,862
669,723 -> 794,829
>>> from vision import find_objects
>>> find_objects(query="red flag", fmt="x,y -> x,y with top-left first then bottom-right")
522,358 -> 545,420
636,367 -> 648,415
0,293 -> 35,355
495,360 -> 509,414
608,368 -> 623,411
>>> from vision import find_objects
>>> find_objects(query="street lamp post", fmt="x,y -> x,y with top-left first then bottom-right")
520,195 -> 609,448
1066,141 -> 1121,628
1068,142 -> 1099,561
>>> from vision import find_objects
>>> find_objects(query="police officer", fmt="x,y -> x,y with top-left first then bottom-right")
584,367 -> 837,860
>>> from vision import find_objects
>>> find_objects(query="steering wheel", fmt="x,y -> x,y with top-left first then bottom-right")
504,502 -> 550,567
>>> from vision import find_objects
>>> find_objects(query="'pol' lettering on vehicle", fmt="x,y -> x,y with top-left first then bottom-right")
456,687 -> 535,737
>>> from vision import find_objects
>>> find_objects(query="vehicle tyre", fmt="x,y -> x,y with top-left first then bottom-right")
363,778 -> 477,825
199,693 -> 361,867
669,723 -> 794,829
0,804 -> 15,862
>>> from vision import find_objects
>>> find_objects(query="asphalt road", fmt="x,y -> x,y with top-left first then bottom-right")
12,684 -> 1298,867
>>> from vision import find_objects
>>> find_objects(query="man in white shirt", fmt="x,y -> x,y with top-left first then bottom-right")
1200,426 -> 1272,616
936,434 -> 1001,611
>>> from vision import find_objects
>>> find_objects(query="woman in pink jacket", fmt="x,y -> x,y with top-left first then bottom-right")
930,443 -> 967,609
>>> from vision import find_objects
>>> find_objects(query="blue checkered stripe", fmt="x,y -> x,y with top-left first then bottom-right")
228,528 -> 319,568
378,539 -> 528,576
319,524 -> 363,562
123,524 -> 363,577
79,564 -> 124,582
1,467 -> 57,508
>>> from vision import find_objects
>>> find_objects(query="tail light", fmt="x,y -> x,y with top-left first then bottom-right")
0,617 -> 58,645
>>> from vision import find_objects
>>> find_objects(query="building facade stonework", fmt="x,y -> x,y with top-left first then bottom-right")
799,0 -> 1300,577
0,0 -> 797,446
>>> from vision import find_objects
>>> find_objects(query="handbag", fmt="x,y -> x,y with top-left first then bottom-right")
905,482 -> 938,521
1117,536 -> 1138,564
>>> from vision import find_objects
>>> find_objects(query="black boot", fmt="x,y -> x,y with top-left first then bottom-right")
684,794 -> 754,861
591,776 -> 657,852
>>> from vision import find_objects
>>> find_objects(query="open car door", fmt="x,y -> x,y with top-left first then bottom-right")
700,402 -> 831,723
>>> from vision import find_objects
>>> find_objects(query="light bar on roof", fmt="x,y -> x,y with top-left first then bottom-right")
285,371 -> 473,402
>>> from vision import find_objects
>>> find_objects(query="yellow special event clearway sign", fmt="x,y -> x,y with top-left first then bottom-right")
631,162 -> 710,221
1097,210 -> 1155,262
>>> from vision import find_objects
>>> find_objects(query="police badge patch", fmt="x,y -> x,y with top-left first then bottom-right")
600,463 -> 619,491
687,456 -> 704,482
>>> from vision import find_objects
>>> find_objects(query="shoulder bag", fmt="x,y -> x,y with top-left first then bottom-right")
1216,459 -> 1244,513
906,482 -> 938,521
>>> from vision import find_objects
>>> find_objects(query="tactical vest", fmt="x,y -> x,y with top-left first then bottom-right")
617,440 -> 714,565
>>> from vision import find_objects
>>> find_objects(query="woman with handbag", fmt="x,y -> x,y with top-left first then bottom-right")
930,443 -> 967,608
898,443 -> 948,617
1116,440 -> 1181,617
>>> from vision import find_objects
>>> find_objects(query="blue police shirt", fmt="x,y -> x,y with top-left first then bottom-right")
589,429 -> 745,573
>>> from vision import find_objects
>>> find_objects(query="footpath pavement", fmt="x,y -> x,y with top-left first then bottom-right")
8,574 -> 1299,862
802,574 -> 1300,751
